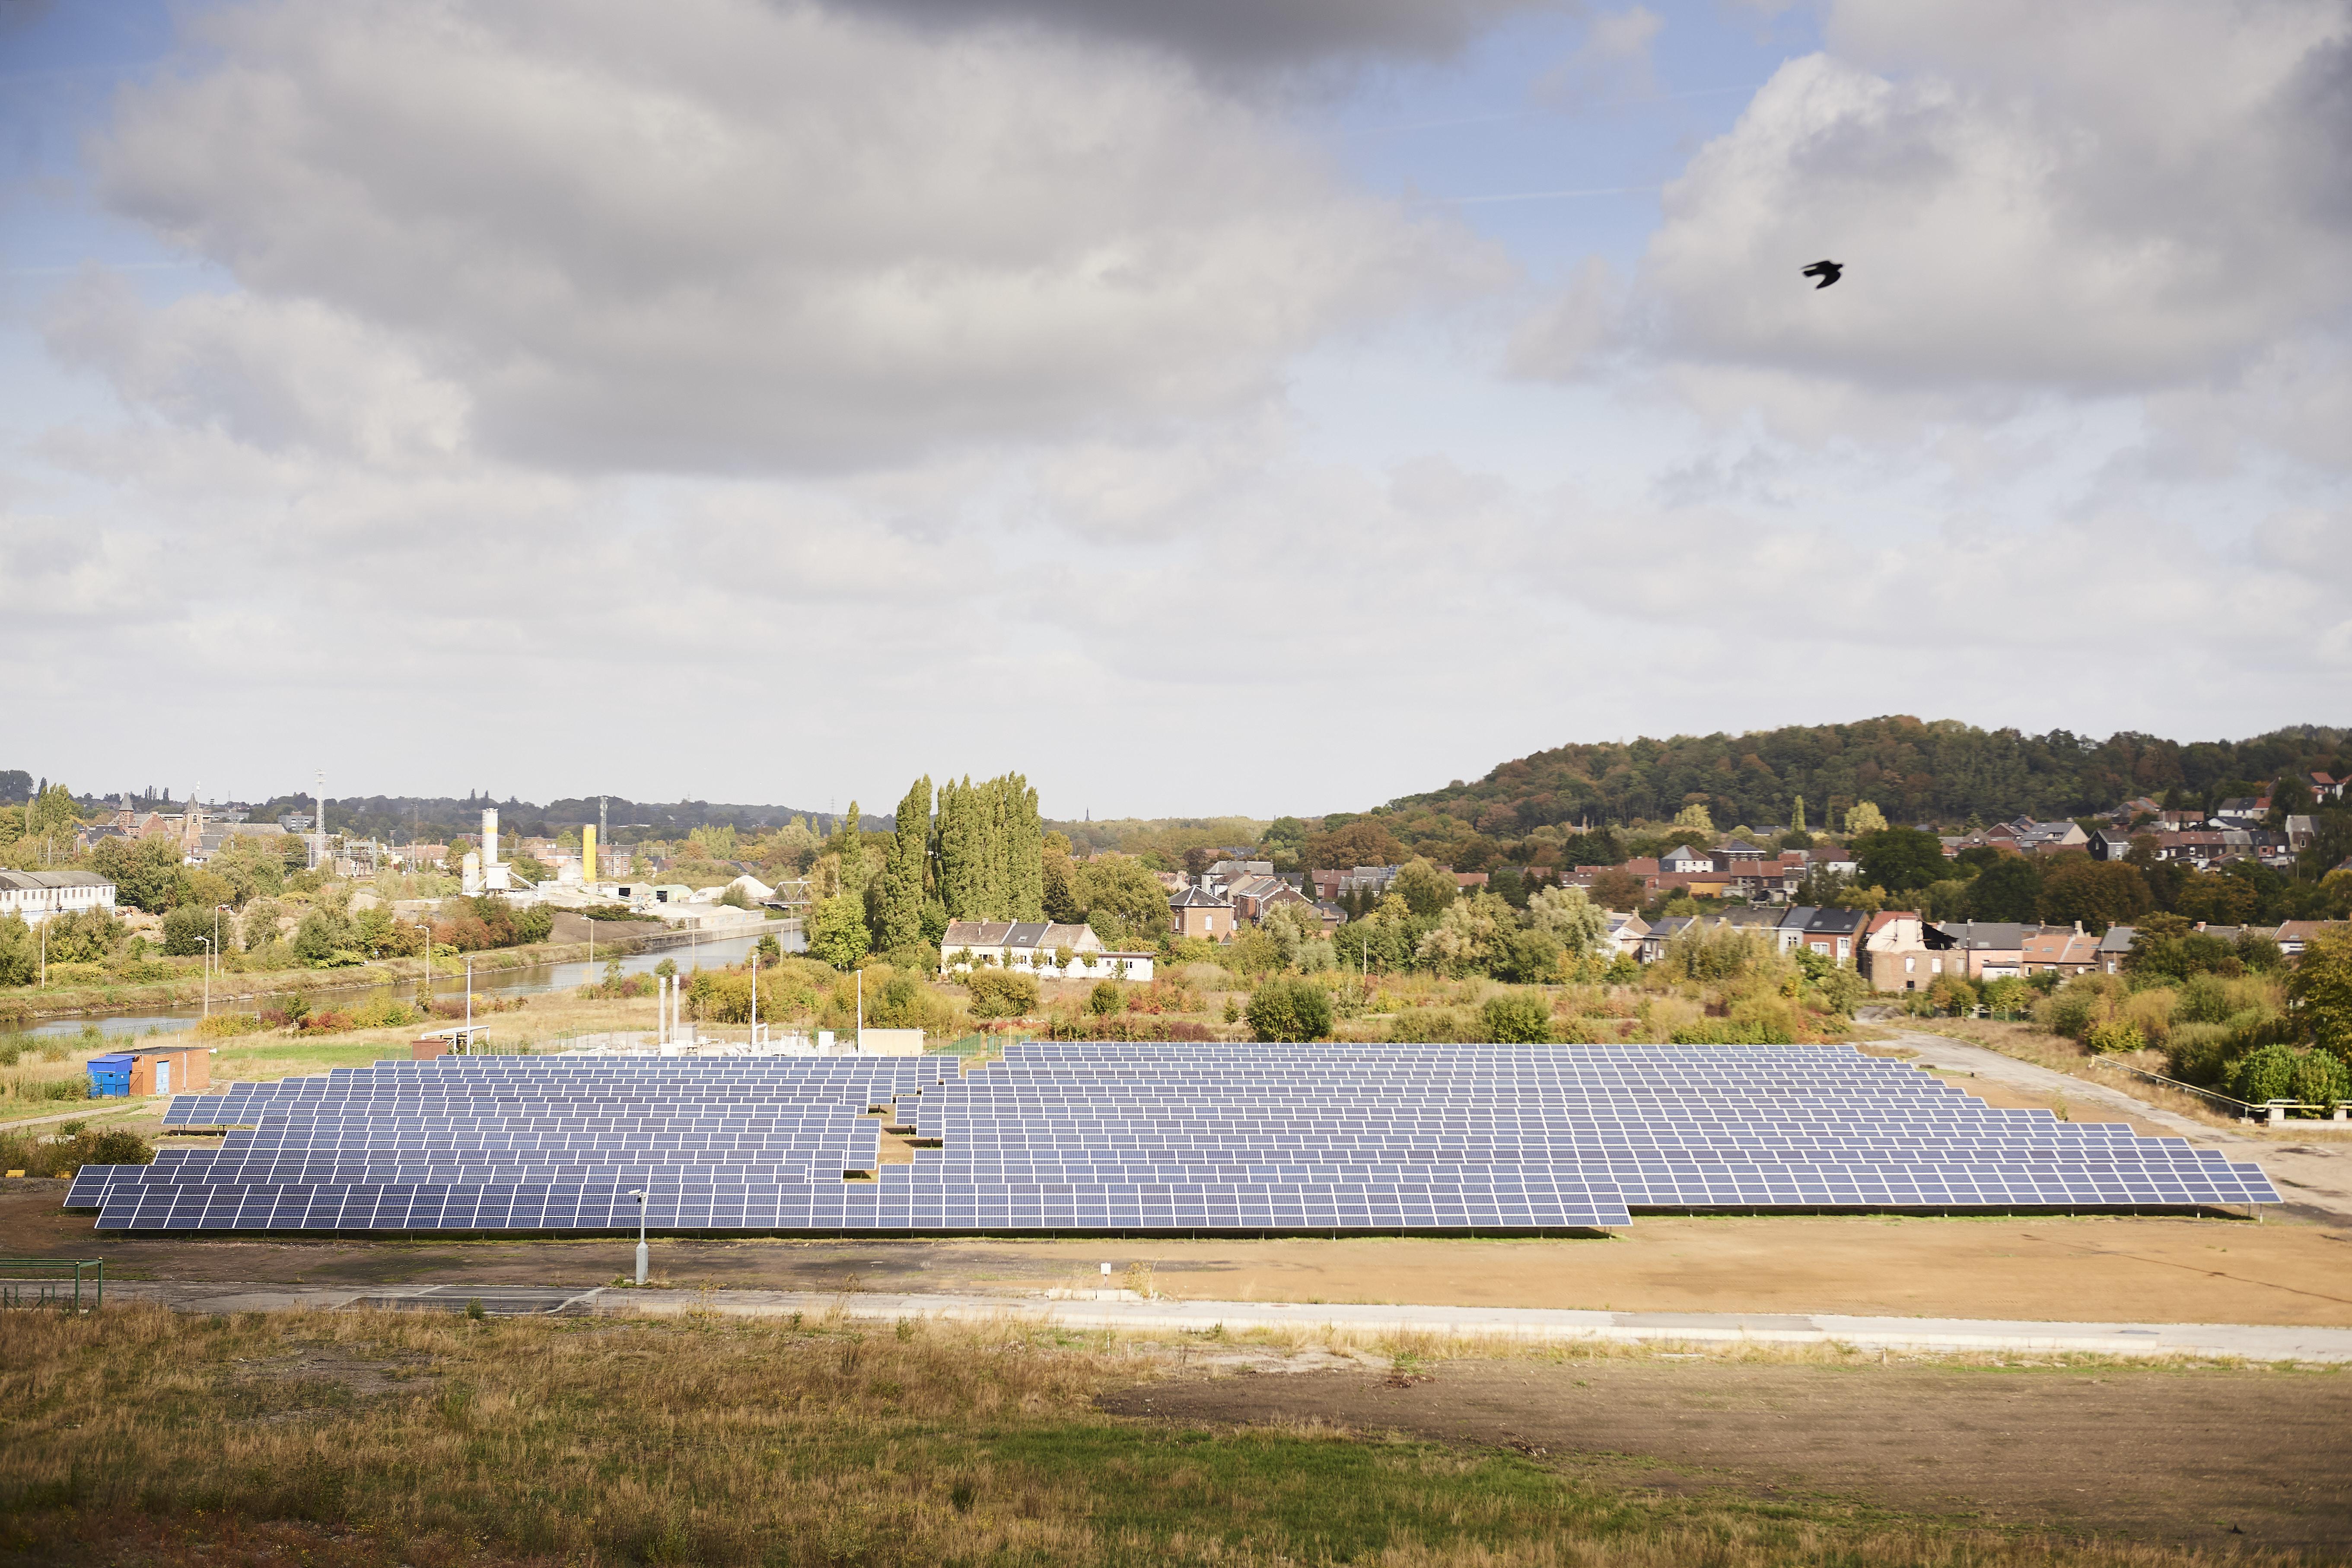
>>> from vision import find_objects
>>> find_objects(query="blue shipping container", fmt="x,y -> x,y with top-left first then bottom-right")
86,1053 -> 134,1099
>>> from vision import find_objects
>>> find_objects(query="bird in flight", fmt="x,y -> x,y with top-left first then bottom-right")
1801,259 -> 1844,289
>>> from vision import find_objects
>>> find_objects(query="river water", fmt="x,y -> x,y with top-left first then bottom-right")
2,927 -> 796,1045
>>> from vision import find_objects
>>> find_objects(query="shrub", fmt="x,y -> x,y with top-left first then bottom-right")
2083,1018 -> 2146,1055
1670,1018 -> 1796,1045
964,969 -> 1038,1021
2163,1022 -> 2235,1086
160,904 -> 216,957
194,1012 -> 264,1039
1246,979 -> 1333,1043
1087,982 -> 1124,1017
2292,1050 -> 2351,1112
2035,986 -> 2101,1041
2228,1043 -> 2301,1105
1387,1006 -> 1467,1044
0,1123 -> 154,1177
1479,992 -> 1552,1045
2176,973 -> 2236,1025
350,995 -> 417,1030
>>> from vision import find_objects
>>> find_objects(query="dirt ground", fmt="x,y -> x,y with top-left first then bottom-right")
1098,1356 -> 2352,1553
15,1183 -> 2350,1327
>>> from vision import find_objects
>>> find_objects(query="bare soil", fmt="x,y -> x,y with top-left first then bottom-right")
1099,1357 -> 2352,1553
16,1183 -> 2351,1326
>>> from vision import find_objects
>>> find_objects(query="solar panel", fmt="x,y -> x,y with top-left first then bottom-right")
81,1043 -> 2279,1236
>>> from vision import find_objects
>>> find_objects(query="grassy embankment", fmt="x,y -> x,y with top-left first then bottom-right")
0,1303 -> 2282,1568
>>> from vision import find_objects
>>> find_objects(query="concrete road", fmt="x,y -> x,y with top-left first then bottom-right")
108,1277 -> 2352,1363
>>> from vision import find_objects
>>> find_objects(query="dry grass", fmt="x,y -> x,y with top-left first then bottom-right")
0,1304 -> 2314,1568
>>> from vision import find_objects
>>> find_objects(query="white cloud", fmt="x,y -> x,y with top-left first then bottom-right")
89,0 -> 1498,474
1520,1 -> 2352,412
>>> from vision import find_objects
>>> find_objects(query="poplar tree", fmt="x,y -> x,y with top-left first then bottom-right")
879,776 -> 932,952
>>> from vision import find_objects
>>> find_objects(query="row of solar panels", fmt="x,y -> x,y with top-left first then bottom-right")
89,1043 -> 2283,1235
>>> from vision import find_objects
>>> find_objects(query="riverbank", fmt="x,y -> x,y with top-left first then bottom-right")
0,916 -> 778,1028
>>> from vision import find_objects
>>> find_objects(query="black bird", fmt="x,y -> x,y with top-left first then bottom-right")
1801,259 -> 1844,289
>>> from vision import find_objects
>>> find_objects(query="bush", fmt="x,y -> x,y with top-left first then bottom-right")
194,1012 -> 265,1039
2176,973 -> 2236,1025
1246,979 -> 1332,1043
1479,992 -> 1553,1044
1982,975 -> 2031,1016
2035,986 -> 2101,1042
1670,1019 -> 1796,1044
2083,1018 -> 2146,1055
964,968 -> 1038,1021
160,905 -> 216,957
1087,982 -> 1124,1017
0,1123 -> 154,1177
2228,1043 -> 2300,1104
1387,1006 -> 1467,1044
2163,1022 -> 2235,1086
2292,1050 -> 2351,1112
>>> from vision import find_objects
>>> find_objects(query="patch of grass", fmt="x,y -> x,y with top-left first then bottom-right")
0,1306 -> 2287,1568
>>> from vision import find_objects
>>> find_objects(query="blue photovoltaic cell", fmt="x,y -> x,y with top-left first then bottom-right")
77,1043 -> 2279,1237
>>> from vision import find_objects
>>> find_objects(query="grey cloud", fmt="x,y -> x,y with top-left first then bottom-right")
89,0 -> 1498,475
829,0 -> 1569,70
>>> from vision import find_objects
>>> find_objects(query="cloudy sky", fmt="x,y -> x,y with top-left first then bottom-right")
4,0 -> 2347,819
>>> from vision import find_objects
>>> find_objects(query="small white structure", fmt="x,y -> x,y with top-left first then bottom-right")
0,870 -> 117,927
939,920 -> 1155,982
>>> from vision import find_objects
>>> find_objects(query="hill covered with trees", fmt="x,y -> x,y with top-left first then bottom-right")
1378,717 -> 2348,840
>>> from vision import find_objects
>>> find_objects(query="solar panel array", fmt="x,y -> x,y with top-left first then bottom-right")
69,1043 -> 2279,1236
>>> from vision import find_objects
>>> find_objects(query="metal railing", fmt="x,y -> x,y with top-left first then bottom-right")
2087,1057 -> 2347,1124
0,1258 -> 102,1312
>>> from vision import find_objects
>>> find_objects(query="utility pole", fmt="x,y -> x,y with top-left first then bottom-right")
314,769 -> 326,873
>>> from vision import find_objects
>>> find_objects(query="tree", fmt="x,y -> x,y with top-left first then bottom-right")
1790,794 -> 1807,835
1588,868 -> 1645,911
2288,925 -> 2352,1065
92,835 -> 183,914
1852,828 -> 1947,893
878,776 -> 932,953
936,773 -> 1043,921
2175,870 -> 2260,927
1965,856 -> 2043,922
1493,927 -> 1566,985
1844,801 -> 1890,835
2036,859 -> 2151,933
160,904 -> 215,957
24,782 -> 80,840
806,893 -> 871,970
1301,818 -> 1407,871
1415,892 -> 1514,975
1042,835 -> 1082,922
1391,858 -> 1457,917
1671,801 -> 1715,839
1525,884 -> 1608,958
1073,855 -> 1169,948
0,914 -> 34,986
1246,978 -> 1332,1042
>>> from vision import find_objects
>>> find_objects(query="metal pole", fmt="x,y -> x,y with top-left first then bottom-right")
630,1188 -> 648,1285
751,950 -> 759,1047
199,938 -> 210,1018
856,968 -> 863,1050
465,955 -> 473,1052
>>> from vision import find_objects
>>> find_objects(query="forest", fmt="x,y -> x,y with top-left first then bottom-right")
1372,716 -> 2347,842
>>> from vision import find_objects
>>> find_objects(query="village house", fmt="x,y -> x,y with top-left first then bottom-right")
2020,925 -> 2103,978
1856,910 -> 1964,991
1168,883 -> 1236,941
938,920 -> 1155,982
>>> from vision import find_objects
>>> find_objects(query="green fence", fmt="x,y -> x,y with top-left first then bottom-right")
0,1258 -> 103,1312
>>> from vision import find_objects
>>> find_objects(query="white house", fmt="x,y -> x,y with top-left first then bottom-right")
0,870 -> 117,927
940,919 -> 1155,982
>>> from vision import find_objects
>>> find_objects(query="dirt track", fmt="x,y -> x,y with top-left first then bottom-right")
1101,1357 -> 2352,1552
